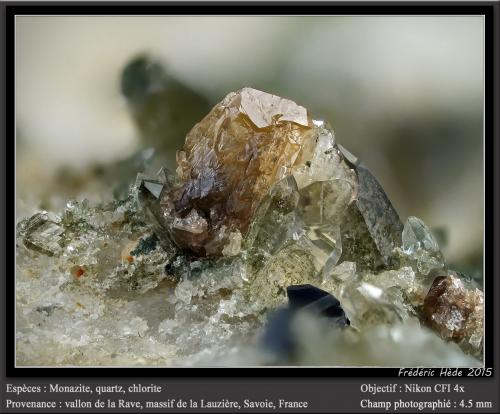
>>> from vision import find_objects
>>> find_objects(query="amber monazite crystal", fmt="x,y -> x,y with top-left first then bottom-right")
161,88 -> 319,255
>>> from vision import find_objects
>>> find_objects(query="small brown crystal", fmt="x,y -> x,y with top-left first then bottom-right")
423,274 -> 483,355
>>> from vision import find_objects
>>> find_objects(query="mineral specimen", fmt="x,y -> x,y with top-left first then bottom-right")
338,145 -> 403,269
18,211 -> 64,256
15,85 -> 484,367
423,273 -> 483,356
399,216 -> 445,277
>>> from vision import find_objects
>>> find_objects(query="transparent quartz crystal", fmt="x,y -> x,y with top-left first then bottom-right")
400,216 -> 445,276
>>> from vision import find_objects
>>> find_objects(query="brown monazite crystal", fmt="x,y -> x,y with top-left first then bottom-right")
423,274 -> 483,355
162,88 -> 318,255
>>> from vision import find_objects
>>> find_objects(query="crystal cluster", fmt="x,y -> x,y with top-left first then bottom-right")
15,87 -> 483,366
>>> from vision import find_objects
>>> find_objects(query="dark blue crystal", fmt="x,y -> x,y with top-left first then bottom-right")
287,284 -> 330,309
261,284 -> 350,361
260,307 -> 295,359
287,284 -> 350,326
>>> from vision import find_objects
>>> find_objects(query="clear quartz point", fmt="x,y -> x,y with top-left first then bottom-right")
401,216 -> 445,276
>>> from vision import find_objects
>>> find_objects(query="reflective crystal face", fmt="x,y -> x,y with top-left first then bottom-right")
19,212 -> 64,256
401,216 -> 445,276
